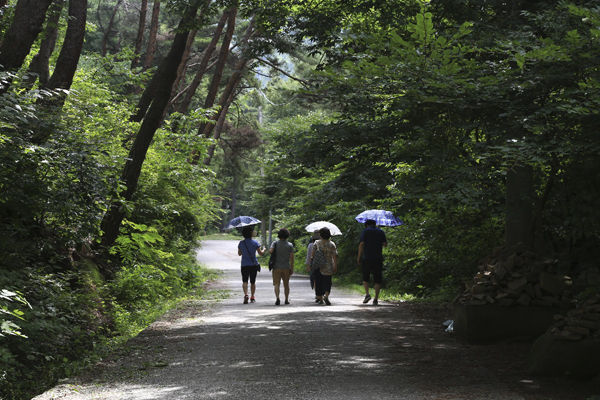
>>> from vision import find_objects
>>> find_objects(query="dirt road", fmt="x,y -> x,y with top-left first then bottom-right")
33,240 -> 597,399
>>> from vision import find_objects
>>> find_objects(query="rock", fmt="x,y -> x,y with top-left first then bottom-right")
507,276 -> 527,292
517,293 -> 531,306
529,332 -> 600,378
540,272 -> 566,295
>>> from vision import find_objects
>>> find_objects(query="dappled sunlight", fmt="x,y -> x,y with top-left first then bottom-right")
51,384 -> 190,400
35,240 -> 555,400
336,355 -> 387,369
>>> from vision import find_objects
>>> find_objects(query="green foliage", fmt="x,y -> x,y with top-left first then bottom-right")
0,43 -> 220,399
0,290 -> 30,338
245,1 -> 600,301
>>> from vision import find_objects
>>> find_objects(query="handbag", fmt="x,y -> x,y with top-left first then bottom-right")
268,242 -> 277,271
242,240 -> 260,272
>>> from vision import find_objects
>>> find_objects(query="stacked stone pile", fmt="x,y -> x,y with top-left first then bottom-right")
455,250 -> 573,307
549,295 -> 600,341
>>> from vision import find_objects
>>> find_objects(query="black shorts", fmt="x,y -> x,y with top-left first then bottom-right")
362,259 -> 383,284
241,265 -> 259,283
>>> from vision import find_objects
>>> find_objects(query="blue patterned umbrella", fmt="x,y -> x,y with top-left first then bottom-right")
355,209 -> 403,227
226,216 -> 261,229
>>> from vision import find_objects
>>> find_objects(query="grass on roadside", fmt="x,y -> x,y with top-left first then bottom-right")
201,232 -> 241,240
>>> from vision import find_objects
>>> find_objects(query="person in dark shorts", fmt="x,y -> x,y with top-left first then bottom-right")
238,225 -> 265,304
356,219 -> 387,305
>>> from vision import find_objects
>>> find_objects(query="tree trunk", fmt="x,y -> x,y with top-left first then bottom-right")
131,0 -> 148,67
174,10 -> 228,114
44,0 -> 87,103
505,164 -> 534,250
101,0 -> 122,56
203,83 -> 237,165
100,0 -> 205,250
169,28 -> 197,102
0,0 -> 53,72
200,55 -> 249,139
25,0 -> 65,86
198,16 -> 253,139
143,0 -> 160,69
202,7 -> 237,110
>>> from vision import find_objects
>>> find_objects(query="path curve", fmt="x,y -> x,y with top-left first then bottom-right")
34,240 -> 568,399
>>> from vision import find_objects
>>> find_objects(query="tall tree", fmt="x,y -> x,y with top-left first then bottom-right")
170,28 -> 197,102
132,0 -> 148,67
201,54 -> 248,140
201,7 -> 237,112
174,9 -> 229,113
203,87 -> 237,165
143,0 -> 161,69
0,0 -> 53,72
25,0 -> 65,86
199,18 -> 254,139
100,0 -> 208,251
43,0 -> 87,106
101,0 -> 123,56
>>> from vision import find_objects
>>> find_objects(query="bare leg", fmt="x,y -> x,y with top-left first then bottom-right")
363,281 -> 370,296
283,280 -> 290,301
274,283 -> 280,300
250,283 -> 256,297
374,283 -> 381,301
243,282 -> 248,296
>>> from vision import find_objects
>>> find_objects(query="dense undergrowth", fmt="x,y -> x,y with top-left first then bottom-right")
0,51 -> 221,399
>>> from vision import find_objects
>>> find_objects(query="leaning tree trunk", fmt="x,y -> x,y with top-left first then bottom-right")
131,0 -> 148,67
505,163 -> 534,250
200,53 -> 250,139
100,0 -> 206,251
101,0 -> 122,56
25,0 -> 65,87
202,7 -> 237,110
203,75 -> 240,165
169,28 -> 197,103
0,0 -> 53,75
174,9 -> 229,114
197,16 -> 254,139
143,0 -> 160,69
130,0 -> 163,122
43,0 -> 87,107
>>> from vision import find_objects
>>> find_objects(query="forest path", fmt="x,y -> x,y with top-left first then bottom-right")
33,240 -> 590,399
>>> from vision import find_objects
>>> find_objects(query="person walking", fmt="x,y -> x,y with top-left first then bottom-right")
238,225 -> 265,304
310,227 -> 338,305
269,228 -> 295,305
356,219 -> 387,305
305,230 -> 320,302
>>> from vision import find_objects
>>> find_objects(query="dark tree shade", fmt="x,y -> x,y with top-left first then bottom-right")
0,0 -> 54,71
100,0 -> 208,250
132,0 -> 148,67
27,0 -> 65,85
45,0 -> 87,94
175,9 -> 229,114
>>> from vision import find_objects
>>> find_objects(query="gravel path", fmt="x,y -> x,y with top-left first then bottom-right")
33,240 -> 598,400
